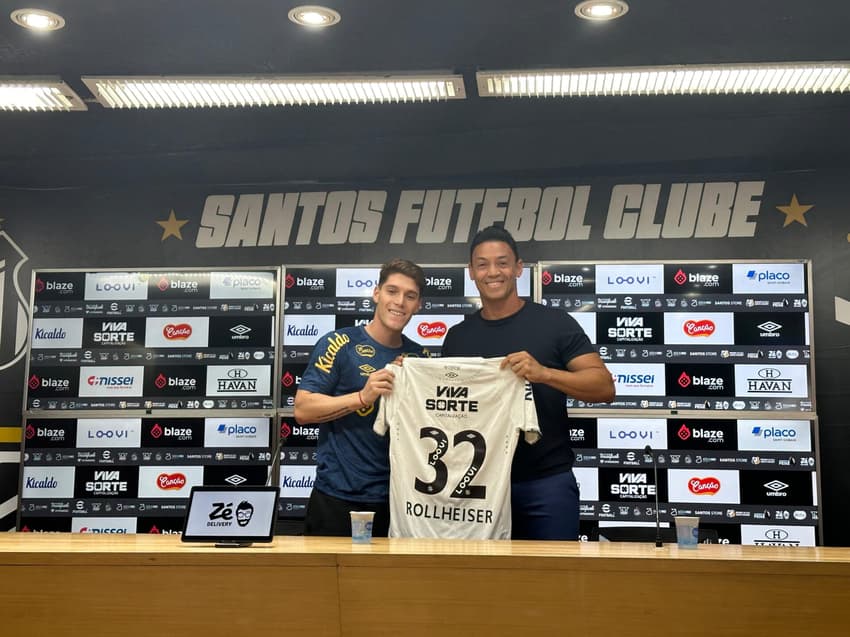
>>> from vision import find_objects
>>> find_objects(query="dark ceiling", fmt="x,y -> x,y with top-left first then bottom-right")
1,0 -> 850,187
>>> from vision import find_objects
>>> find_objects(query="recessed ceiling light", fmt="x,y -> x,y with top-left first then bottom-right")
574,1 -> 629,21
10,8 -> 65,31
288,5 -> 341,28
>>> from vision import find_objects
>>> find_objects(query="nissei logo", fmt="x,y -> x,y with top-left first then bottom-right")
88,375 -> 134,387
616,373 -> 654,384
79,527 -> 128,534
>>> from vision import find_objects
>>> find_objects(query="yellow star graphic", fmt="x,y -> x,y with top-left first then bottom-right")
776,194 -> 813,228
156,209 -> 189,241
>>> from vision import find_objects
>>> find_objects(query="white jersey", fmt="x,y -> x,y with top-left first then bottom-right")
374,357 -> 539,540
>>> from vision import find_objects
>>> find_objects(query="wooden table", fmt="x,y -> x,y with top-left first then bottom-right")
1,535 -> 848,636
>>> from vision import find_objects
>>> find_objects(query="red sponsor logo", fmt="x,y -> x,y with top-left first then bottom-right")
150,423 -> 163,439
541,271 -> 553,286
688,477 -> 721,495
285,273 -> 295,288
25,424 -> 36,439
28,374 -> 40,389
157,472 -> 187,490
163,323 -> 192,340
34,278 -> 45,293
280,422 -> 292,438
281,372 -> 294,387
158,277 -> 169,291
683,319 -> 715,337
417,321 -> 447,339
677,424 -> 691,440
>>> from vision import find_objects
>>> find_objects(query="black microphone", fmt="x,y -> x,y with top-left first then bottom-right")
644,445 -> 663,548
266,423 -> 286,487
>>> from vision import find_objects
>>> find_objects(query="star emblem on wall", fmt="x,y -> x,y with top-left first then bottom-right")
156,209 -> 189,241
775,194 -> 813,228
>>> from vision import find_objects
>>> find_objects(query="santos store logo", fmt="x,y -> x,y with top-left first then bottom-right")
76,419 -> 142,448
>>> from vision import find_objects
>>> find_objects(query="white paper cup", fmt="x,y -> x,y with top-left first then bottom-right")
674,516 -> 700,549
349,511 -> 375,544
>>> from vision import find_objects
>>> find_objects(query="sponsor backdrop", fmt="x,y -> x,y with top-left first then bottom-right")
1,169 -> 849,544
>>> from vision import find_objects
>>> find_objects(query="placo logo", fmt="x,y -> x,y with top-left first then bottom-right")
78,366 -> 144,396
667,469 -> 740,504
84,272 -> 149,300
210,271 -> 275,299
31,318 -> 83,349
145,317 -> 209,348
76,419 -> 142,448
205,418 -> 269,447
596,264 -> 664,294
335,267 -> 380,297
734,364 -> 809,398
597,419 -> 667,449
738,420 -> 811,451
21,466 -> 75,498
664,313 -> 734,344
608,364 -> 666,396
732,263 -> 805,294
279,465 -> 316,498
283,314 -> 336,346
206,365 -> 271,396
72,518 -> 137,534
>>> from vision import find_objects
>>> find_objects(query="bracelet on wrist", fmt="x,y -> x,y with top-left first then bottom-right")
357,390 -> 369,408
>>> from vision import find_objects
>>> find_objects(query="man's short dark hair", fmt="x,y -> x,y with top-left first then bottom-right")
378,258 -> 426,294
469,225 -> 520,261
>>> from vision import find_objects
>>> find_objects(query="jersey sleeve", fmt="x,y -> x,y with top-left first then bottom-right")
519,380 -> 541,444
373,363 -> 401,437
